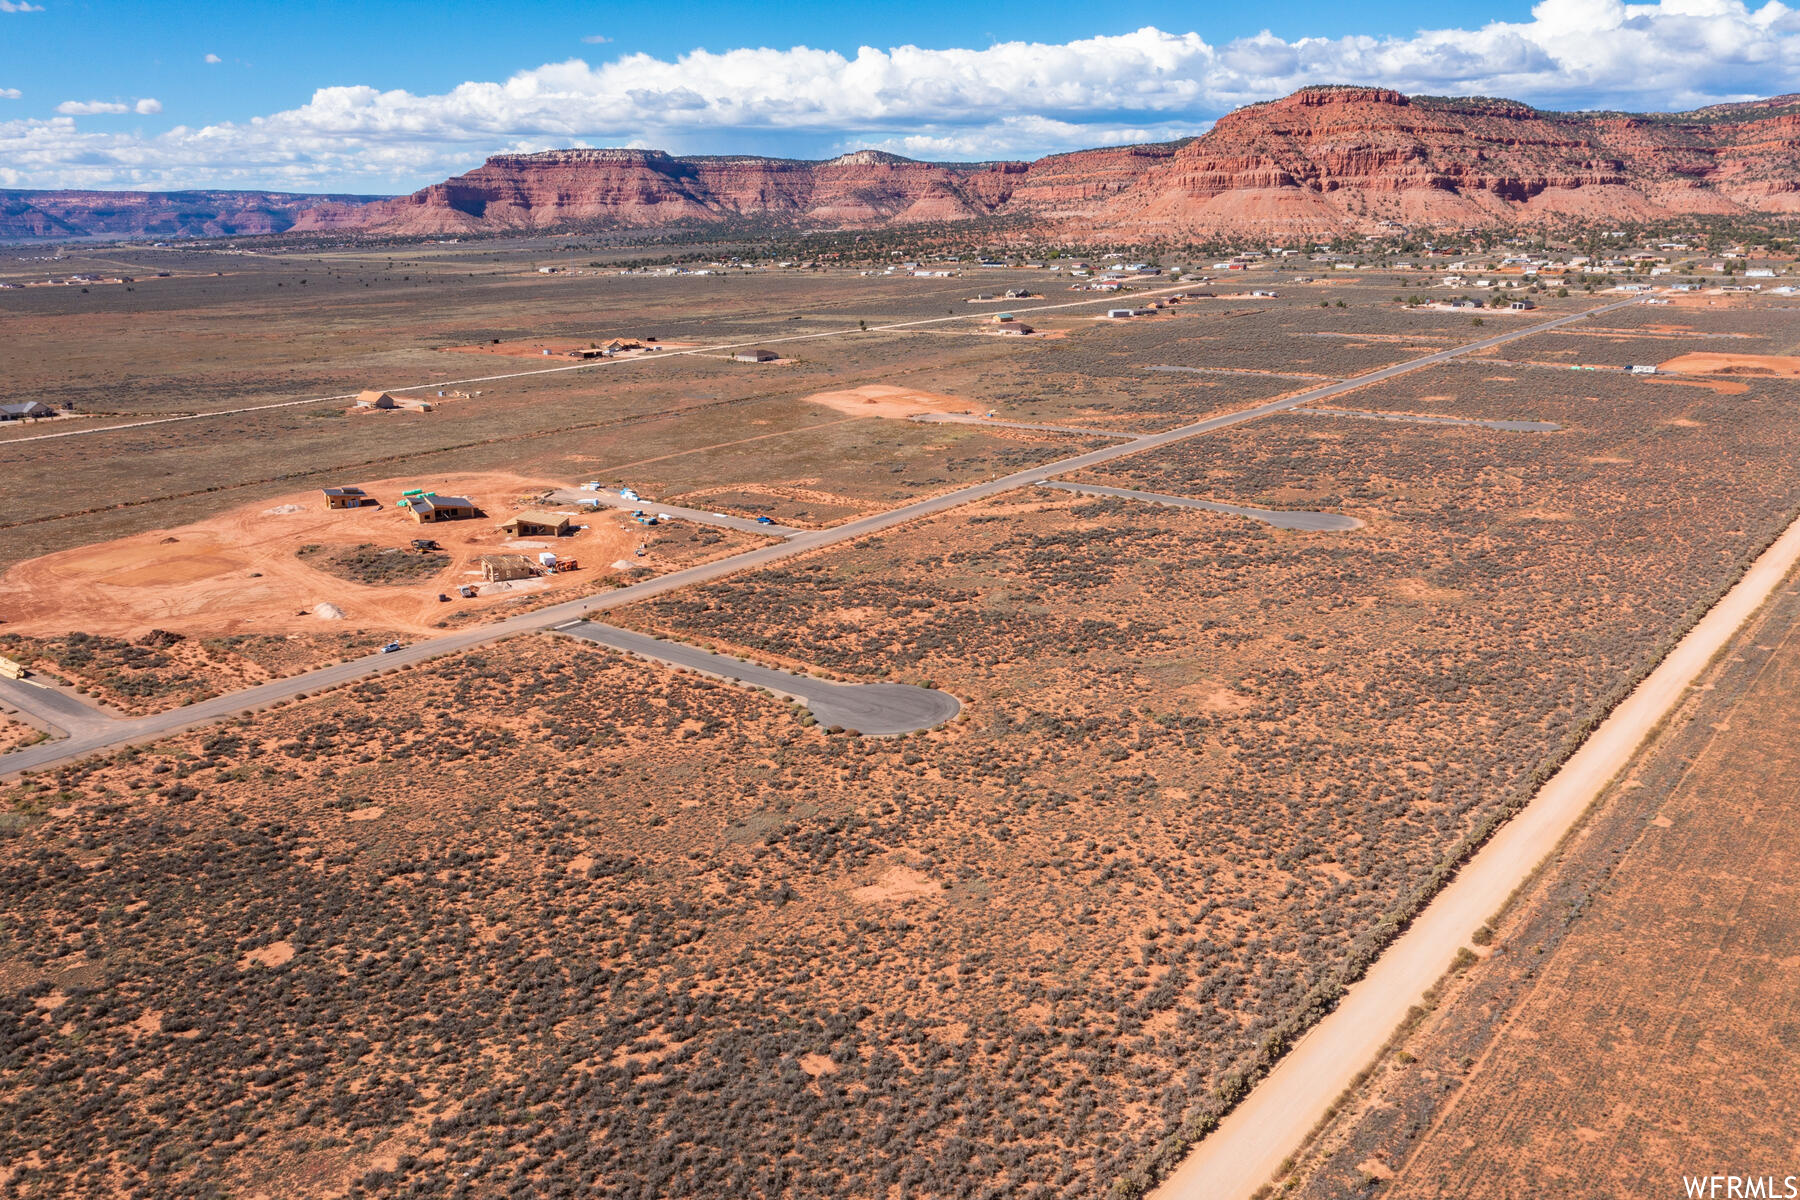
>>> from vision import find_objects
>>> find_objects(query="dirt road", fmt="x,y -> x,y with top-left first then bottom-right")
0,296 -> 1641,778
1151,506 -> 1800,1200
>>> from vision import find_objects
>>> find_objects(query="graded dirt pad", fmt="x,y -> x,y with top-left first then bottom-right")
0,471 -> 635,641
800,383 -> 983,419
1657,351 -> 1800,377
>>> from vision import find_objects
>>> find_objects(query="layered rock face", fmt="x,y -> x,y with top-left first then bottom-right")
12,87 -> 1800,242
292,148 -> 1032,235
0,190 -> 382,240
314,87 -> 1800,237
1097,87 -> 1800,234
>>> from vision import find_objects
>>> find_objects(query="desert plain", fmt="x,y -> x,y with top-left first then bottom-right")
2,236 -> 1798,1200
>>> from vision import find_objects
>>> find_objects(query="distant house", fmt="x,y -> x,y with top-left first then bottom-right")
321,486 -> 374,510
563,346 -> 608,359
409,494 -> 478,523
480,554 -> 539,582
734,349 -> 779,363
499,511 -> 573,537
1509,299 -> 1536,310
602,338 -> 642,354
1107,309 -> 1133,319
996,324 -> 1034,336
993,313 -> 1016,323
0,401 -> 54,421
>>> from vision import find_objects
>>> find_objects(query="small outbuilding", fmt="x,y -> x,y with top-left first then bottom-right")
499,511 -> 573,537
0,401 -> 54,420
321,486 -> 374,510
409,494 -> 478,523
480,554 -> 539,582
733,348 -> 780,363
356,389 -> 432,412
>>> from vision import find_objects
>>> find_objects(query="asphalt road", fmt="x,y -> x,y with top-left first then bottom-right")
554,621 -> 961,735
1295,407 -> 1561,432
1151,494 -> 1800,1200
543,488 -> 806,538
0,675 -> 112,739
0,295 -> 1642,779
1042,482 -> 1364,531
910,414 -> 1142,439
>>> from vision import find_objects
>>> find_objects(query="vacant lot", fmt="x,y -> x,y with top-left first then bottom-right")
1374,574 -> 1800,1198
1,253 -> 1794,1199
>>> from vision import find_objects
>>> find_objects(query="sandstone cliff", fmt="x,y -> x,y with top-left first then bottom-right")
0,189 -> 382,241
14,87 -> 1800,242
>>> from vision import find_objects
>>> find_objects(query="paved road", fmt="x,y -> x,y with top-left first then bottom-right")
1146,364 -> 1339,381
1294,407 -> 1561,432
1151,501 -> 1800,1200
1042,482 -> 1363,531
0,296 -> 1641,778
0,675 -> 113,739
555,621 -> 960,735
543,488 -> 806,538
910,414 -> 1143,439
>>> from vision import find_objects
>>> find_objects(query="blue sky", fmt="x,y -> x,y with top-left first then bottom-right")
1,0 -> 1795,193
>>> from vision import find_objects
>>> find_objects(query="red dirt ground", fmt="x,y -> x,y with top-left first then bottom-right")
1657,351 -> 1800,377
0,472 -> 639,640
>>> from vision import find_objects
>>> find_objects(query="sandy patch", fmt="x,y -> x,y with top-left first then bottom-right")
802,384 -> 980,420
345,806 -> 385,822
852,865 -> 940,905
239,941 -> 294,970
1388,577 -> 1470,604
1174,682 -> 1253,713
1658,352 -> 1800,378
799,1053 -> 838,1077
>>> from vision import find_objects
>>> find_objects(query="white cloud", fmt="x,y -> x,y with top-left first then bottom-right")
580,35 -> 610,45
0,1 -> 45,12
0,88 -> 20,100
205,53 -> 222,64
135,98 -> 162,114
9,2 -> 1800,191
56,100 -> 131,115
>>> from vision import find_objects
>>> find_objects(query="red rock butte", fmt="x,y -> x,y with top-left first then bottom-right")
8,86 -> 1800,240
